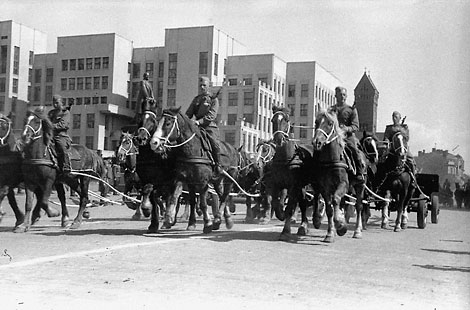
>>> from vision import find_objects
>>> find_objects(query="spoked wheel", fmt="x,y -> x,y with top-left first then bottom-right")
431,195 -> 439,224
416,194 -> 427,229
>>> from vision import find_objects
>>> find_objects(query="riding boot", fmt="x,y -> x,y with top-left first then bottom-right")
62,152 -> 71,174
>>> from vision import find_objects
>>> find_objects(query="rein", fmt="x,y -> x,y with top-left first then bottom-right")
0,120 -> 11,145
138,111 -> 158,140
118,137 -> 138,156
156,112 -> 196,148
315,123 -> 338,145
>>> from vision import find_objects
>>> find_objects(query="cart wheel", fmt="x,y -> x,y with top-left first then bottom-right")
417,195 -> 427,229
431,195 -> 439,224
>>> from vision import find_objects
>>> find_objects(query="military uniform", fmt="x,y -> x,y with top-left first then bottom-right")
330,103 -> 365,176
383,123 -> 416,176
186,91 -> 221,172
136,79 -> 155,115
48,107 -> 72,172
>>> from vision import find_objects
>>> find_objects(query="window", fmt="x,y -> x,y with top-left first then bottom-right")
299,123 -> 307,139
288,104 -> 295,117
0,78 -> 5,92
100,96 -> 107,104
288,84 -> 295,97
244,91 -> 254,106
35,69 -> 42,83
34,86 -> 40,101
145,62 -> 154,77
168,53 -> 177,85
0,46 -> 7,74
78,58 -> 84,70
132,63 -> 140,79
45,86 -> 53,101
227,114 -> 237,125
158,61 -> 164,78
243,77 -> 252,86
29,69 -> 32,82
84,97 -> 91,105
92,97 -> 99,104
131,82 -> 138,98
157,81 -> 163,98
214,53 -> 218,76
86,114 -> 95,128
13,46 -> 19,74
29,51 -> 34,66
94,57 -> 101,70
93,77 -> 100,89
69,78 -> 75,90
62,59 -> 68,71
199,52 -> 208,75
76,97 -> 82,105
225,131 -> 236,146
86,58 -> 93,70
0,96 -> 4,112
243,113 -> 253,124
11,97 -> 17,112
85,77 -> 92,90
101,76 -> 108,89
77,77 -> 84,90
228,78 -> 237,86
61,78 -> 67,91
102,57 -> 109,69
46,68 -> 54,83
27,86 -> 31,101
300,104 -> 308,116
228,92 -> 238,106
301,84 -> 308,97
223,58 -> 227,75
73,114 -> 81,129
167,89 -> 176,107
69,59 -> 76,71
85,136 -> 93,149
72,136 -> 80,144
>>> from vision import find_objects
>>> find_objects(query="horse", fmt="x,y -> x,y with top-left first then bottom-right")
149,107 -> 239,233
311,109 -> 366,242
16,108 -> 105,232
373,131 -> 414,231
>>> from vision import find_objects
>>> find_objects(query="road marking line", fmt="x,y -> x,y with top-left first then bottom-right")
0,226 -> 280,270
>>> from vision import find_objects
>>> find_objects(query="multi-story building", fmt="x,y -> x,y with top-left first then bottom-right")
286,61 -> 342,145
354,71 -> 379,133
0,20 -> 47,129
415,148 -> 465,186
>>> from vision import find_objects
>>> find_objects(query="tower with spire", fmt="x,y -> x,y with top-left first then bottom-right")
354,70 -> 379,134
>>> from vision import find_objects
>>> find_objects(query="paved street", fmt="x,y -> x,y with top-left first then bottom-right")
1,186 -> 469,310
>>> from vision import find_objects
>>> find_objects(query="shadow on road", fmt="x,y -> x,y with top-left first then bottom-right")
413,264 -> 470,273
421,248 -> 470,255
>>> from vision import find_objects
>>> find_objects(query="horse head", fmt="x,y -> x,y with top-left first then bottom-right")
255,140 -> 275,167
390,131 -> 407,162
360,131 -> 379,164
271,106 -> 291,146
117,132 -> 138,164
136,110 -> 159,146
21,107 -> 52,147
312,109 -> 345,152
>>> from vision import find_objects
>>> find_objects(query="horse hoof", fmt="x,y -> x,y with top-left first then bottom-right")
279,232 -> 298,243
13,224 -> 28,233
244,217 -> 256,224
141,208 -> 151,218
323,235 -> 334,243
162,222 -> 172,229
69,222 -> 81,230
401,222 -> 408,230
336,225 -> 348,237
82,211 -> 90,219
146,226 -> 159,234
46,208 -> 60,218
31,214 -> 40,226
353,231 -> 363,239
186,224 -> 196,231
313,217 -> 322,229
203,225 -> 213,234
381,222 -> 390,229
297,225 -> 307,236
213,219 -> 221,231
179,213 -> 189,221
394,226 -> 402,232
225,218 -> 234,230
131,213 -> 142,221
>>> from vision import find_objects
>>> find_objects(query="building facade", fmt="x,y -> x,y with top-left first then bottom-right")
354,71 -> 379,134
0,20 -> 47,129
415,148 -> 465,187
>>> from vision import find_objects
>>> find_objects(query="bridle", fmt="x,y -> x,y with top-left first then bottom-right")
0,119 -> 11,146
391,132 -> 407,159
138,111 -> 159,141
118,135 -> 138,157
271,110 -> 291,140
255,142 -> 275,164
23,115 -> 43,141
361,136 -> 379,162
314,115 -> 339,145
153,112 -> 196,149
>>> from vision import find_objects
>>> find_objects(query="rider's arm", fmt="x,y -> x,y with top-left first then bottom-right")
53,111 -> 70,131
185,97 -> 197,120
342,108 -> 359,134
200,97 -> 219,127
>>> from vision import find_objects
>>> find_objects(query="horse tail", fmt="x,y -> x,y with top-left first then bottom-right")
92,152 -> 106,179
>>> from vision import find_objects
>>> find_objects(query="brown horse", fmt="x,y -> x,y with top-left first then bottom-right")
311,109 -> 365,242
17,108 -> 104,232
150,107 -> 239,233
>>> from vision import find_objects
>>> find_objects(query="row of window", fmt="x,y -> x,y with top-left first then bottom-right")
60,76 -> 108,91
226,76 -> 285,96
288,83 -> 335,104
72,113 -> 96,129
62,57 -> 109,71
0,77 -> 18,93
132,62 -> 164,79
71,135 -> 94,150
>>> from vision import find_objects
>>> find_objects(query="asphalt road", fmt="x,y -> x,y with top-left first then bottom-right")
1,188 -> 469,310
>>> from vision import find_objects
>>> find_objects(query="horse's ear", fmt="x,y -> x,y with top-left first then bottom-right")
237,144 -> 244,152
272,106 -> 279,113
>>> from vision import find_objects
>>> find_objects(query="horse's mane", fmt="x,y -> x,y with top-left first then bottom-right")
317,108 -> 346,148
272,105 -> 290,117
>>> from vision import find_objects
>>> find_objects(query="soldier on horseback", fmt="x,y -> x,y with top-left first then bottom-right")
383,111 -> 417,186
186,76 -> 222,175
48,95 -> 72,174
330,86 -> 366,180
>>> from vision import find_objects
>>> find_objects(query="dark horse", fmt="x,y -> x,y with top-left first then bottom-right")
236,148 -> 263,223
149,107 -> 239,233
311,109 -> 366,242
374,132 -> 414,231
17,108 -> 104,232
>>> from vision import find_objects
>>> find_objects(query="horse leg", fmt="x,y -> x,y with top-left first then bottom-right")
381,191 -> 391,229
312,193 -> 324,229
14,186 -> 36,233
198,186 -> 213,234
245,196 -> 255,224
394,192 -> 403,232
276,188 -> 287,221
6,188 -> 25,227
163,181 -> 183,229
353,184 -> 365,239
146,191 -> 160,234
279,196 -> 297,242
259,191 -> 272,225
297,190 -> 309,236
323,195 -> 335,243
53,182 -> 70,228
71,177 -> 90,229
333,182 -> 348,237
186,188 -> 197,230
220,183 -> 234,230
211,191 -> 222,231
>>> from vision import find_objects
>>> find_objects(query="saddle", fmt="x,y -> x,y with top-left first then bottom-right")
48,143 -> 82,170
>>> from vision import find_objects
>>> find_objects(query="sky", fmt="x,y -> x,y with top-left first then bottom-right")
3,0 -> 470,163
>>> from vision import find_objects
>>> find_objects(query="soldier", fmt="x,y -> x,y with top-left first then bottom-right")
330,86 -> 366,179
136,72 -> 156,118
186,76 -> 222,175
383,111 -> 417,179
48,95 -> 72,174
